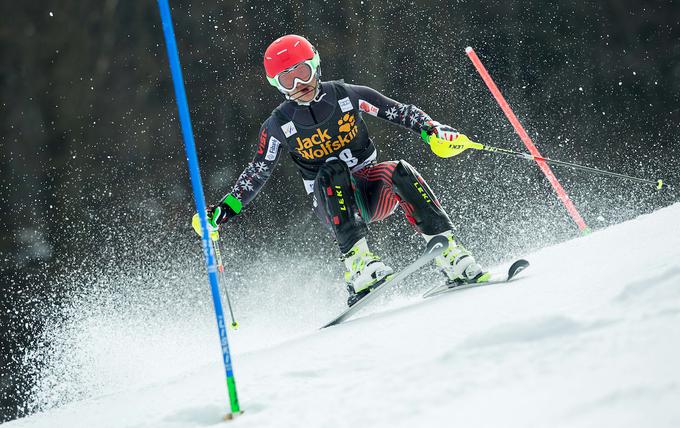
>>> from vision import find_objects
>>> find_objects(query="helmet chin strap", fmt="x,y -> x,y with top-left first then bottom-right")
284,79 -> 322,105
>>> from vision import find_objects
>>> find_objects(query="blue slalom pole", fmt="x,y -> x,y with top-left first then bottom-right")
156,0 -> 241,416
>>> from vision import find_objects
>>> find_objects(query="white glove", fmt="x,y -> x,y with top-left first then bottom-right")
423,120 -> 459,141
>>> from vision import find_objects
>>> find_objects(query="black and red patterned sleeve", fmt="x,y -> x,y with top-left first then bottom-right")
344,83 -> 432,133
226,117 -> 285,208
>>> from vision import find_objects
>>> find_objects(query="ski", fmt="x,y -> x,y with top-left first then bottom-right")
422,259 -> 530,299
321,235 -> 449,329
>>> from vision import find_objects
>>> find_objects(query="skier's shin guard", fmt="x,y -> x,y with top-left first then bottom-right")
314,159 -> 368,254
392,160 -> 454,235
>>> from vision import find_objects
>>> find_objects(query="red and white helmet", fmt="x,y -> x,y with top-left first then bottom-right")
264,35 -> 321,95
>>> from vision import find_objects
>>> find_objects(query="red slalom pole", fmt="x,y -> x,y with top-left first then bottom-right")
465,47 -> 590,233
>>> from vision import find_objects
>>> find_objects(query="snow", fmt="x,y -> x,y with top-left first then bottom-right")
9,204 -> 680,427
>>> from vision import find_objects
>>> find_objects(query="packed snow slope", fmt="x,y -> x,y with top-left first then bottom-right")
9,204 -> 680,428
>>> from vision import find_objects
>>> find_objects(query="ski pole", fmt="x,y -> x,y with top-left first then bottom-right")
212,237 -> 239,329
425,133 -> 671,190
193,213 -> 240,329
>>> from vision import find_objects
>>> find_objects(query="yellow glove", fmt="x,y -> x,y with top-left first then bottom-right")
192,213 -> 220,241
192,195 -> 242,241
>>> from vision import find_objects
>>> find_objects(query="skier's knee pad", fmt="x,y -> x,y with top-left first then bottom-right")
392,160 -> 435,201
392,160 -> 453,235
314,159 -> 367,253
315,159 -> 351,190
393,160 -> 419,188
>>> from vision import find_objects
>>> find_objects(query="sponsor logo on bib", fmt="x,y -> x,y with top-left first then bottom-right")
338,97 -> 353,113
294,113 -> 358,160
281,121 -> 297,137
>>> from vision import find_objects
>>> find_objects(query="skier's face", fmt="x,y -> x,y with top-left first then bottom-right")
287,75 -> 318,103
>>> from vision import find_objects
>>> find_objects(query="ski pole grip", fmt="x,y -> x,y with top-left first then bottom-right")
426,133 -> 484,158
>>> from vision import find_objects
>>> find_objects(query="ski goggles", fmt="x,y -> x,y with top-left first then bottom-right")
267,56 -> 320,92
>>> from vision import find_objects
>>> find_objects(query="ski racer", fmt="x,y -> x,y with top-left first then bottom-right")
199,34 -> 489,306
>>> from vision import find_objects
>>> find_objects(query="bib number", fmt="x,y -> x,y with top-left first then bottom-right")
327,149 -> 358,168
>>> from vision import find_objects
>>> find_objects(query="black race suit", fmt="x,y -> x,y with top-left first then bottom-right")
228,80 -> 454,253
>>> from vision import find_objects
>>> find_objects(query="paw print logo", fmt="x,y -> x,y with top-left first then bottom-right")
337,113 -> 356,133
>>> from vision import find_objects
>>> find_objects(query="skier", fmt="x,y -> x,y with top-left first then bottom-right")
199,34 -> 488,306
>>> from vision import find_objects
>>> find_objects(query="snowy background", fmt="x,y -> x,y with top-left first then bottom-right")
1,0 -> 679,424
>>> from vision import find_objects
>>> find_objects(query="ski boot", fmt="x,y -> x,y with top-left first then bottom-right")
431,231 -> 490,286
342,238 -> 394,307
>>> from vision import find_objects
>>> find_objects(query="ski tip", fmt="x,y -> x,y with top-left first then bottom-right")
508,259 -> 529,279
426,234 -> 449,255
465,46 -> 473,53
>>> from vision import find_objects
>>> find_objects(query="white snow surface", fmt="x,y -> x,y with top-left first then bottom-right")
9,204 -> 680,428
